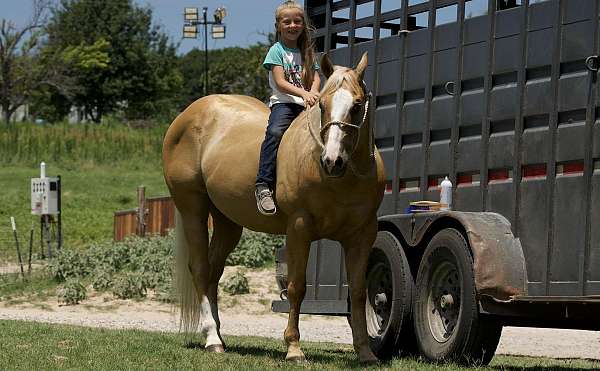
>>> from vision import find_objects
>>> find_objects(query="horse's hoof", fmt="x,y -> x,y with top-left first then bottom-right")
285,354 -> 307,364
206,344 -> 225,353
286,356 -> 307,364
359,355 -> 379,364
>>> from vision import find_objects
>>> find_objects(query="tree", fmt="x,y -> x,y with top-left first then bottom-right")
177,42 -> 271,110
44,0 -> 182,123
0,0 -> 52,124
30,38 -> 111,122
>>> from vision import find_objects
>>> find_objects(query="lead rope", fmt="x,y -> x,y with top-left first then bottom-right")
307,105 -> 326,151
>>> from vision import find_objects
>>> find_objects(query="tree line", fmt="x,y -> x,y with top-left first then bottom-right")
0,0 -> 271,125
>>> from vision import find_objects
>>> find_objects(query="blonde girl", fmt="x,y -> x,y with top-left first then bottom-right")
255,0 -> 321,215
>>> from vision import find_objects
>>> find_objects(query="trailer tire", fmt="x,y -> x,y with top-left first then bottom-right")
414,228 -> 502,365
355,230 -> 416,359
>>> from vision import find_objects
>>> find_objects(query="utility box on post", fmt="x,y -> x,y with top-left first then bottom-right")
30,161 -> 62,258
31,177 -> 60,215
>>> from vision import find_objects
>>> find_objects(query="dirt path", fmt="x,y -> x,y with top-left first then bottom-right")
1,267 -> 600,360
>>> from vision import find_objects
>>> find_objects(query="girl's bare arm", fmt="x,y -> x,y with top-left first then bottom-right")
272,65 -> 319,106
310,72 -> 321,94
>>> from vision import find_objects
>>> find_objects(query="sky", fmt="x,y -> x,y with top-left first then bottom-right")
0,0 -> 525,55
0,0 -> 299,54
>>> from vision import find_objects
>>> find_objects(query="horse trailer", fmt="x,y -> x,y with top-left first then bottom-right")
271,0 -> 600,364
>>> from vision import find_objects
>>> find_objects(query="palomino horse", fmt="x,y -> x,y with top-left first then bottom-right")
162,52 -> 385,363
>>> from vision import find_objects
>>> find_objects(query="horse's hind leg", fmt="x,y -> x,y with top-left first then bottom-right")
207,205 -> 243,348
175,191 -> 223,351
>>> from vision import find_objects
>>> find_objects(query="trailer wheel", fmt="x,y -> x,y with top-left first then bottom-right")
358,231 -> 415,359
414,228 -> 502,365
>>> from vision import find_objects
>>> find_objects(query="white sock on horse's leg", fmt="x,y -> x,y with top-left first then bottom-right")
208,283 -> 224,343
200,295 -> 222,347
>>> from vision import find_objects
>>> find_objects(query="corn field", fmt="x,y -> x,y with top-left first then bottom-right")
0,122 -> 166,166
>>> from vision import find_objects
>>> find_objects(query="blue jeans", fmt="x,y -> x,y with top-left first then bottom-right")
256,103 -> 304,187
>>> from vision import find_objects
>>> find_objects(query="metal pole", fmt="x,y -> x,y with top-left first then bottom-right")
28,221 -> 34,274
203,6 -> 209,96
45,215 -> 52,259
40,215 -> 44,259
57,175 -> 62,251
137,186 -> 146,237
10,217 -> 24,278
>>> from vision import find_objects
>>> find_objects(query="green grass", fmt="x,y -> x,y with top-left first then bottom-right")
0,320 -> 597,370
0,271 -> 57,303
0,163 -> 168,251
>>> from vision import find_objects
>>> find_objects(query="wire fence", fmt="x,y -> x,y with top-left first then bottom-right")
0,221 -> 44,277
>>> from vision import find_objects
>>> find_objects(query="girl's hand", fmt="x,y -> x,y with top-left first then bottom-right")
302,91 -> 319,107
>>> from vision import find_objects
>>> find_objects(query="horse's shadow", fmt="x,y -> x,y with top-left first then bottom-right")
185,343 -> 598,370
185,341 -> 286,359
184,341 -> 381,368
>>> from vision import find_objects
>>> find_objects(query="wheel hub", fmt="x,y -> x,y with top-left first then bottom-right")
426,261 -> 461,343
365,261 -> 392,337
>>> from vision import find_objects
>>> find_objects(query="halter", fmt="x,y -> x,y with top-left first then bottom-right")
307,91 -> 374,161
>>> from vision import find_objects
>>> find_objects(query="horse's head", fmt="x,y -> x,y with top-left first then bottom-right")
317,52 -> 370,177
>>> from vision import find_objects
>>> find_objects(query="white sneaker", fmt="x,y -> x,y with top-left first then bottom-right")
255,185 -> 276,215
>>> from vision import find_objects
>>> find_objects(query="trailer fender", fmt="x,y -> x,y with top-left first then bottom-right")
379,212 -> 527,301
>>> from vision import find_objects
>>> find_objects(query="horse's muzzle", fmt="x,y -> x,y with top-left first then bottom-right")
320,154 -> 347,177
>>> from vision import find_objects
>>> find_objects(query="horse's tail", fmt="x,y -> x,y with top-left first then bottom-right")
174,207 -> 202,340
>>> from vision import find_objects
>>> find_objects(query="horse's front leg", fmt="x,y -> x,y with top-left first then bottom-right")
342,221 -> 379,363
283,213 -> 312,363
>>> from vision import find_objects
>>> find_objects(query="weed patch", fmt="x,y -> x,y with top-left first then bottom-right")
57,279 -> 87,305
222,269 -> 250,295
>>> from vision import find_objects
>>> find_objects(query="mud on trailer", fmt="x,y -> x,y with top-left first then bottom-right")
271,0 -> 600,365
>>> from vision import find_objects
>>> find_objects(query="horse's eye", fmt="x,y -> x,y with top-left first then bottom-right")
351,103 -> 361,113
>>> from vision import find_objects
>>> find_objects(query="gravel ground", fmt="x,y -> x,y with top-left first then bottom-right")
2,267 -> 600,360
1,301 -> 600,360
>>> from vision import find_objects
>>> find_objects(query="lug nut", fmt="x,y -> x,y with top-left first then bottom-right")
374,293 -> 387,306
440,294 -> 454,309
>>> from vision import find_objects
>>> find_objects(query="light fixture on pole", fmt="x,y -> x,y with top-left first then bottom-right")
182,6 -> 227,97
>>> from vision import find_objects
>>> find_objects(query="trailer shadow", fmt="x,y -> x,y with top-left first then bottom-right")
491,359 -> 600,371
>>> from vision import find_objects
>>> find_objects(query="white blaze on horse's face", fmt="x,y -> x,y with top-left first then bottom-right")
321,88 -> 353,176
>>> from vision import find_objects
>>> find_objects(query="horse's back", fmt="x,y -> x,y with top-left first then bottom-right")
163,94 -> 268,182
164,94 -> 268,144
163,94 -> 288,234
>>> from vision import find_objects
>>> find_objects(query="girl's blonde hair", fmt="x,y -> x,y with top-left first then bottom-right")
275,0 -> 316,90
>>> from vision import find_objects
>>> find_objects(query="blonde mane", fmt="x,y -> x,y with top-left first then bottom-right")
320,67 -> 364,98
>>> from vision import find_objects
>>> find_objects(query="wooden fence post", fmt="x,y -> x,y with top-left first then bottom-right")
136,186 -> 146,237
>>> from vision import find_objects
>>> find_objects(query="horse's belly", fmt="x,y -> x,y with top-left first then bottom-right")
201,127 -> 288,234
206,184 -> 288,234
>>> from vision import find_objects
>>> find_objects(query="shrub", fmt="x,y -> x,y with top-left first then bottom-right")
112,272 -> 147,299
87,242 -> 127,273
226,230 -> 284,268
48,249 -> 91,281
154,278 -> 175,303
222,269 -> 250,295
91,268 -> 113,291
142,269 -> 171,290
57,279 -> 87,305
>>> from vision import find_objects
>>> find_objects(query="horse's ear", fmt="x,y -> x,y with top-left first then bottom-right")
320,53 -> 334,78
355,52 -> 368,80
